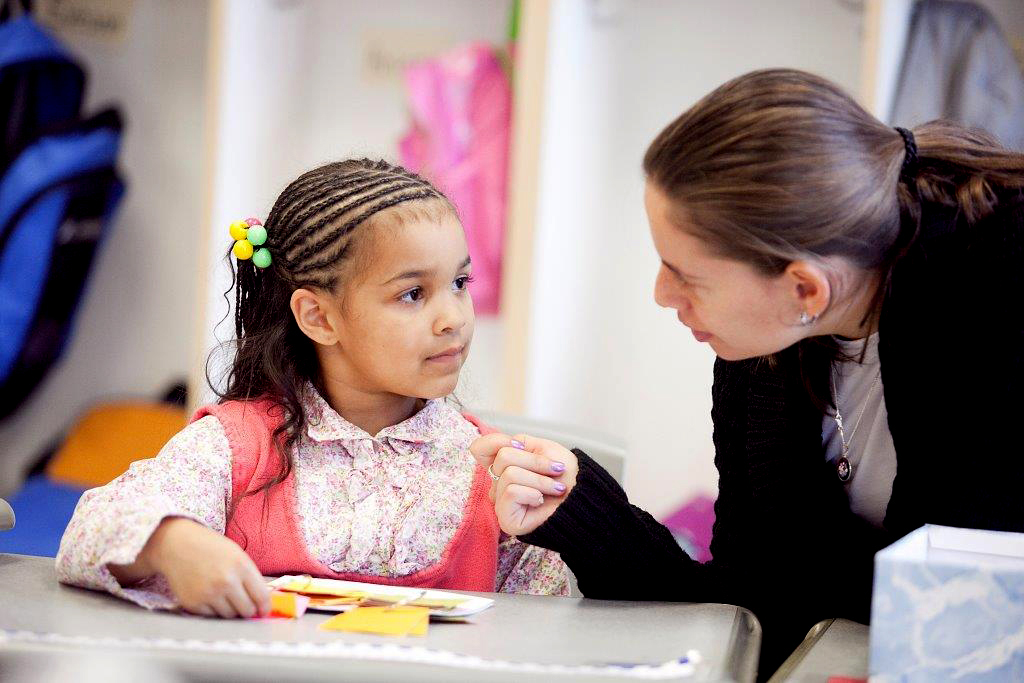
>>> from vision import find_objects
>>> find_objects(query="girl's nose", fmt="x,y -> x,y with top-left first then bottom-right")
435,297 -> 469,335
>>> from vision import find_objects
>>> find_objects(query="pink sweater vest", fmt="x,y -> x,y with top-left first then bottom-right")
191,400 -> 500,591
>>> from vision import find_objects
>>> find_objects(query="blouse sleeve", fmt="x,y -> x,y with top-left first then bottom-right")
494,532 -> 571,596
54,415 -> 232,610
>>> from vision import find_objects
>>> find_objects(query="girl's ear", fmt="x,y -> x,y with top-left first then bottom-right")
290,288 -> 341,345
782,259 -> 832,319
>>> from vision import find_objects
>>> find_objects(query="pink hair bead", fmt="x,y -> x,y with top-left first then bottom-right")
245,217 -> 262,226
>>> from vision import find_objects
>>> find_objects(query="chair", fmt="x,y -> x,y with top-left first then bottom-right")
0,498 -> 14,532
470,410 -> 627,485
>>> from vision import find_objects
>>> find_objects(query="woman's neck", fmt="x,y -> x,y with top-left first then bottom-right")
824,270 -> 883,340
319,375 -> 424,438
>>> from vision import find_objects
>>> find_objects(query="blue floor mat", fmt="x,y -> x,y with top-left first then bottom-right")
0,475 -> 85,557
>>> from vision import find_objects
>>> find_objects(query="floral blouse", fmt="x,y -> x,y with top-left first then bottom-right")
55,390 -> 570,609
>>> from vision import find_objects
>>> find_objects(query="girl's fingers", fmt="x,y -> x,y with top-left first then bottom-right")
185,603 -> 215,617
499,465 -> 567,497
242,569 -> 272,617
491,445 -> 565,479
224,585 -> 257,619
209,595 -> 238,619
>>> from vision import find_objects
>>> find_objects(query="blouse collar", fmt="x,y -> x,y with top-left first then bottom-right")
303,385 -> 452,444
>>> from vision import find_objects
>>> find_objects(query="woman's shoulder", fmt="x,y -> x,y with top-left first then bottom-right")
915,190 -> 1024,253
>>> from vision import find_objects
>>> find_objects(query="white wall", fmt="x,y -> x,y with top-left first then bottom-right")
523,0 -> 865,517
197,0 -> 510,411
0,1 -> 209,495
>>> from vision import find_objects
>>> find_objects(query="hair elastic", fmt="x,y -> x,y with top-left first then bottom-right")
894,127 -> 918,181
229,217 -> 272,268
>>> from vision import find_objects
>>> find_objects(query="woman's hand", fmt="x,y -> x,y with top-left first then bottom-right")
470,433 -> 579,536
112,517 -> 271,618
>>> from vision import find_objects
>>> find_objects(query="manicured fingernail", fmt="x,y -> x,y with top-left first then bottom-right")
551,462 -> 566,473
554,482 -> 566,492
510,440 -> 526,450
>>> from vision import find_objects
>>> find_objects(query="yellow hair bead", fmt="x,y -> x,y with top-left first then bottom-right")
229,221 -> 249,241
233,239 -> 254,260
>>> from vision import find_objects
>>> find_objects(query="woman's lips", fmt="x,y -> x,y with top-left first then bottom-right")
677,312 -> 712,342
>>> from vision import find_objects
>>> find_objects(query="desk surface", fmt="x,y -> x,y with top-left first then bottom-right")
767,618 -> 869,683
0,554 -> 761,682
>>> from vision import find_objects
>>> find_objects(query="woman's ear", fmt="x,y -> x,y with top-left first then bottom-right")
290,288 -> 340,345
783,259 -> 832,320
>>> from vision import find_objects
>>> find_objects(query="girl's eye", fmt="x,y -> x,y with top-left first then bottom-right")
400,287 -> 424,303
453,275 -> 474,291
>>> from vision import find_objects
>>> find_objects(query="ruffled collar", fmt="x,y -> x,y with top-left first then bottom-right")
303,385 -> 452,445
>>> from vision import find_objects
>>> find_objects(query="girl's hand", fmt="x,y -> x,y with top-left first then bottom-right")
142,517 -> 271,618
470,433 -> 579,536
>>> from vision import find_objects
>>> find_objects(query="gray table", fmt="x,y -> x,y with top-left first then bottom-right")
767,618 -> 869,682
0,554 -> 761,682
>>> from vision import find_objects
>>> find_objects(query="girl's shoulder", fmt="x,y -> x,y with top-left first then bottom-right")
190,398 -> 283,452
460,410 -> 498,437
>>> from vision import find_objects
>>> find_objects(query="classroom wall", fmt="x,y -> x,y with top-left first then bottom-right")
522,0 -> 866,517
0,1 -> 209,496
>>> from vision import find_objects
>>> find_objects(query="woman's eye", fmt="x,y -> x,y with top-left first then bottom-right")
400,287 -> 424,303
453,275 -> 474,291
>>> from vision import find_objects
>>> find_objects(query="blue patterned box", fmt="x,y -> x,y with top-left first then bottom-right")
870,525 -> 1024,681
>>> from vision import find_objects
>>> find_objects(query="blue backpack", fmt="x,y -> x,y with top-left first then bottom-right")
0,15 -> 124,419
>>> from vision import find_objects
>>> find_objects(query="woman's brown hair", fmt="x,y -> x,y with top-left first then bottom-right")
643,68 -> 1024,402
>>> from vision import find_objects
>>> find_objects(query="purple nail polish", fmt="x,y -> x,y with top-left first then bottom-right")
510,439 -> 526,450
551,462 -> 566,473
554,482 -> 566,492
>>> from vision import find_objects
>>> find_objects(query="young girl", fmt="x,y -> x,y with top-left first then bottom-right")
56,159 -> 569,617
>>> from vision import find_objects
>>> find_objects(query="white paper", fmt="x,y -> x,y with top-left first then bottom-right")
268,575 -> 495,618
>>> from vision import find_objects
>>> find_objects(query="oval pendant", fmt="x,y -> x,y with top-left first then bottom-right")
836,455 -> 853,482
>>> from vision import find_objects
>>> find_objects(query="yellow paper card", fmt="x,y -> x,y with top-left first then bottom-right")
274,578 -> 367,600
309,596 -> 364,607
269,590 -> 309,618
364,594 -> 467,610
319,607 -> 429,636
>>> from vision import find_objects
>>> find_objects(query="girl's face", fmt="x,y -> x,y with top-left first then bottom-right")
644,182 -> 811,361
303,211 -> 475,400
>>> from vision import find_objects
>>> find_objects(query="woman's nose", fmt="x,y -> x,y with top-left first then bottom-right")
654,268 -> 682,310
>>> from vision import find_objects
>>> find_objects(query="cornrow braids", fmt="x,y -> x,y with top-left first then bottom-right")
212,158 -> 456,523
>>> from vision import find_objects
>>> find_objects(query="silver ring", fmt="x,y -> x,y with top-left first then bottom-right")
487,464 -> 499,481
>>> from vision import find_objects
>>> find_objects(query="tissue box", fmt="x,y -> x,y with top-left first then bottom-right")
870,525 -> 1024,681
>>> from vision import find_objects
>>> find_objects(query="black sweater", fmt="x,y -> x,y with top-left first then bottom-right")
520,192 -> 1024,678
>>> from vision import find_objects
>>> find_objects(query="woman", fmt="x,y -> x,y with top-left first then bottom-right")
471,69 -> 1024,676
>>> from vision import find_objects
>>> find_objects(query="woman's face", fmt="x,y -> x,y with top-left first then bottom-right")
644,181 -> 808,361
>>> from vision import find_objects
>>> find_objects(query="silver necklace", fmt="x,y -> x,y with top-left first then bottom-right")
830,367 -> 882,483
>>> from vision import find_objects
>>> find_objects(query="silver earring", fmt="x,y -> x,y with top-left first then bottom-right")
799,311 -> 819,326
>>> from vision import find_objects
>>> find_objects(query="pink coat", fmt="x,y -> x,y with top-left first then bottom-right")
191,400 -> 501,591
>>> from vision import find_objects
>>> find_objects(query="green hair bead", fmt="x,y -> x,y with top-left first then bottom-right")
247,225 -> 268,246
252,248 -> 272,269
